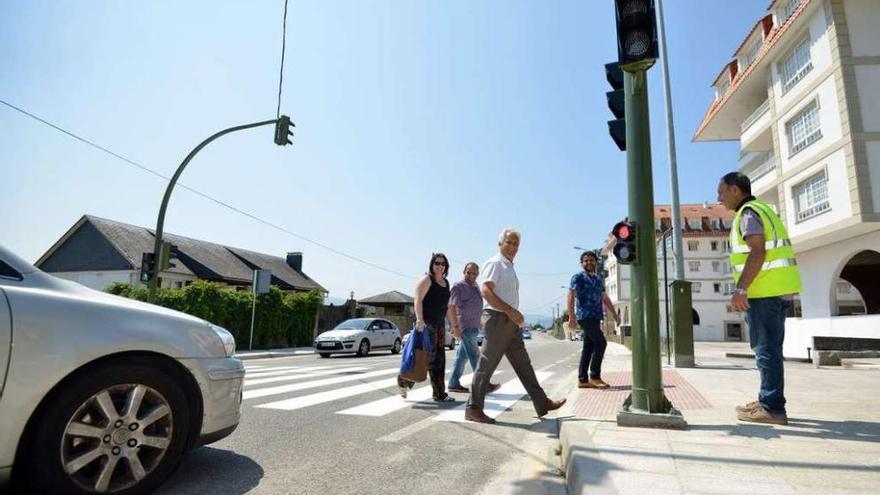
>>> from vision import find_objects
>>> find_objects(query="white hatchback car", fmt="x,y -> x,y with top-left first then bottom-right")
0,245 -> 244,494
314,318 -> 402,358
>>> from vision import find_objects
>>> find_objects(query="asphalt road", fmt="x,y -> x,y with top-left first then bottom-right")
156,332 -> 579,495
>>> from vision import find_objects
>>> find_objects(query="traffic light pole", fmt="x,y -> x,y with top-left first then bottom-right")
618,66 -> 686,428
147,118 -> 280,302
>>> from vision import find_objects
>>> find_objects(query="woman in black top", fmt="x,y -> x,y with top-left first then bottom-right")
398,253 -> 455,402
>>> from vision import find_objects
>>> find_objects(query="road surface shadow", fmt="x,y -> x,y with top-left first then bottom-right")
155,447 -> 263,495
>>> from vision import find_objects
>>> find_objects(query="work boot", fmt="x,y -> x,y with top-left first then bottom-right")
538,398 -> 567,418
737,406 -> 788,425
735,401 -> 760,414
465,407 -> 496,424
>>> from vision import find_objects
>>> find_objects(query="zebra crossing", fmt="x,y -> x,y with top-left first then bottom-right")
242,359 -> 554,421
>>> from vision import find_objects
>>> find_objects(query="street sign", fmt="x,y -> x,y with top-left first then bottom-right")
254,269 -> 272,294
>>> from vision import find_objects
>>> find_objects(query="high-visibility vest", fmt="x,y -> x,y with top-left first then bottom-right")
729,199 -> 802,298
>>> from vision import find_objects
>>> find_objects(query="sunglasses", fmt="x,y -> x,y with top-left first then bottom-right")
433,261 -> 448,267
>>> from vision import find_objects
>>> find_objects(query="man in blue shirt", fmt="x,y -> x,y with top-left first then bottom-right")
567,251 -> 619,389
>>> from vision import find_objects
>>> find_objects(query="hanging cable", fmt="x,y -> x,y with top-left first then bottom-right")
1,98 -> 415,279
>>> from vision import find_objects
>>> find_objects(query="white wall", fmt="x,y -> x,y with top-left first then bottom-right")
785,314 -> 880,359
794,229 -> 880,318
771,7 -> 832,111
844,0 -> 880,57
779,78 -> 844,173
867,141 -> 880,213
53,271 -> 134,291
855,65 -> 880,132
784,148 -> 852,237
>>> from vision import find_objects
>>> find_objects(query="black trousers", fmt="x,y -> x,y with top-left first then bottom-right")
578,318 -> 607,381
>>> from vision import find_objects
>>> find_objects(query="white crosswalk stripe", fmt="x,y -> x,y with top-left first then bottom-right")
244,365 -> 335,378
336,371 -> 500,417
432,371 -> 553,422
255,376 -> 401,411
243,367 -> 399,400
244,366 -> 370,387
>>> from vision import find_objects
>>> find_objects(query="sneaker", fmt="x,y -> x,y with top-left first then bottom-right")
737,406 -> 787,425
735,401 -> 761,414
464,407 -> 496,424
447,384 -> 469,393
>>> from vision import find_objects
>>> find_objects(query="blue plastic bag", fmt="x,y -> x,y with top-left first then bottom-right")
399,326 -> 431,374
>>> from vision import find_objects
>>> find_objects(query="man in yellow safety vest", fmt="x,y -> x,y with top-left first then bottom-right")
718,172 -> 802,425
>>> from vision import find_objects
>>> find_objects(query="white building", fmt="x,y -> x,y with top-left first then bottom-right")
694,0 -> 880,358
604,204 -> 747,342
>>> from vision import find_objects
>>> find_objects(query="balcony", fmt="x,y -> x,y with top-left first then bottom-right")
747,153 -> 775,182
741,99 -> 773,152
741,99 -> 770,133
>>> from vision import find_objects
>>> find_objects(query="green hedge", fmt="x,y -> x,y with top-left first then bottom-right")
105,281 -> 323,350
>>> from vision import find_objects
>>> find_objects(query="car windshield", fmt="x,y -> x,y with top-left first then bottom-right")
333,319 -> 372,330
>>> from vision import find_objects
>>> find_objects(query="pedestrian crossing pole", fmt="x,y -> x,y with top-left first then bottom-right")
613,0 -> 685,428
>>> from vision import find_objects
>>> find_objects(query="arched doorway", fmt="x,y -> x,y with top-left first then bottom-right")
836,250 -> 880,315
691,308 -> 700,325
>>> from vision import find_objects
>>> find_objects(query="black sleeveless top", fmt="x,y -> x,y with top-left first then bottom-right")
422,277 -> 450,326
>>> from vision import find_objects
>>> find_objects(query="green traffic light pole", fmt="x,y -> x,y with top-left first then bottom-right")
147,118 -> 281,302
617,61 -> 686,428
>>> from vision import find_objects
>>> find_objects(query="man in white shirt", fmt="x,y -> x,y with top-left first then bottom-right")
465,228 -> 567,424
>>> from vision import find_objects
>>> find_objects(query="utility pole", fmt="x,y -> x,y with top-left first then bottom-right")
611,0 -> 685,428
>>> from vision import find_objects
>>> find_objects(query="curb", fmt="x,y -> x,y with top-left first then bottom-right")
235,349 -> 314,361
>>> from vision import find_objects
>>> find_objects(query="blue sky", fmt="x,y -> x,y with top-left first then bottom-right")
1,1 -> 769,316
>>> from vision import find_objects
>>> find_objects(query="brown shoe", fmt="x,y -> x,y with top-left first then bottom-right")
589,378 -> 610,389
737,406 -> 787,425
538,398 -> 567,417
465,407 -> 496,424
447,384 -> 470,393
487,383 -> 501,394
735,401 -> 760,414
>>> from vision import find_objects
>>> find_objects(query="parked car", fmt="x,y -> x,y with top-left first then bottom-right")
522,329 -> 532,340
0,245 -> 244,494
314,318 -> 402,358
401,327 -> 457,351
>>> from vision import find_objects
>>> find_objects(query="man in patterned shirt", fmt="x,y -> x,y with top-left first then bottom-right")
567,251 -> 619,389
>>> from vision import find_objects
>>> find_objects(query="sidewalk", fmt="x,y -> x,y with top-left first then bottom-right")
558,341 -> 880,495
234,346 -> 314,361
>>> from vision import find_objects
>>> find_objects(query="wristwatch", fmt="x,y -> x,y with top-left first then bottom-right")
733,287 -> 747,296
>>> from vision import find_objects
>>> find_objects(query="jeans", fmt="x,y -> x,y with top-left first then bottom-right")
448,328 -> 480,387
745,297 -> 790,414
578,318 -> 606,381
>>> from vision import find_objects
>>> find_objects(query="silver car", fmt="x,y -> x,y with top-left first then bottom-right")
0,245 -> 244,494
314,318 -> 402,358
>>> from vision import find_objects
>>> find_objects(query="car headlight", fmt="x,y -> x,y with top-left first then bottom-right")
209,324 -> 236,357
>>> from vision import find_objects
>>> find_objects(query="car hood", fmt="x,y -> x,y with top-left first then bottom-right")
319,329 -> 364,339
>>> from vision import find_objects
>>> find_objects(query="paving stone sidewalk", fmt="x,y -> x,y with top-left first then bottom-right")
558,341 -> 880,495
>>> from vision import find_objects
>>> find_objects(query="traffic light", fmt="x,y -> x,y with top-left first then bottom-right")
614,0 -> 659,70
606,62 -> 625,151
612,221 -> 638,264
140,252 -> 155,283
159,241 -> 178,271
274,115 -> 294,146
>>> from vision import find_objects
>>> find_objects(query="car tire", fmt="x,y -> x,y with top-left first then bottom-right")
391,339 -> 401,355
319,353 -> 331,358
24,361 -> 190,495
356,339 -> 370,357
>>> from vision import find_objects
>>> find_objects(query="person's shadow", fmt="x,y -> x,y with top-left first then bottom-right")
155,447 -> 263,494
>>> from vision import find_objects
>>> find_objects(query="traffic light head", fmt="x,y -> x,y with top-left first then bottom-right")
140,252 -> 156,283
614,0 -> 659,70
274,115 -> 294,146
611,221 -> 637,264
605,62 -> 626,151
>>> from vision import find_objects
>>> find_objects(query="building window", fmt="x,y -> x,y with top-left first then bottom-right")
714,283 -> 722,293
712,261 -> 721,272
786,100 -> 822,157
716,79 -> 730,101
688,261 -> 701,272
723,262 -> 731,274
794,170 -> 831,222
721,240 -> 731,253
781,37 -> 813,94
783,0 -> 803,20
692,282 -> 702,293
687,218 -> 702,229
742,40 -> 762,70
710,241 -> 719,251
723,283 -> 736,295
687,240 -> 699,251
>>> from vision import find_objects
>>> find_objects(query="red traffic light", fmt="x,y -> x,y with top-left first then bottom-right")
612,221 -> 635,241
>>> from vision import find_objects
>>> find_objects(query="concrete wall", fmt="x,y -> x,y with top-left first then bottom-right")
785,314 -> 880,359
784,148 -> 852,237
53,271 -> 134,291
867,142 -> 880,213
844,0 -> 880,57
778,78 -> 844,173
771,5 -> 833,111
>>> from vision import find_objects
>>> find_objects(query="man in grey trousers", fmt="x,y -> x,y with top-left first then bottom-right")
465,228 -> 567,424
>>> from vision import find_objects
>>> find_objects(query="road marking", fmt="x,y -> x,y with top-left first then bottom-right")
244,366 -> 370,387
255,376 -> 401,411
432,371 -> 553,423
243,367 -> 399,400
244,365 -> 333,377
336,371 -> 500,417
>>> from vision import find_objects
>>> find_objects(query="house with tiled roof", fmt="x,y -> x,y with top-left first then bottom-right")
692,0 -> 880,358
35,215 -> 326,293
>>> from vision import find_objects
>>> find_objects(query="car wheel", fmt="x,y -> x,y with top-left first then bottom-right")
356,339 -> 370,357
391,339 -> 401,355
319,353 -> 331,358
25,361 -> 189,495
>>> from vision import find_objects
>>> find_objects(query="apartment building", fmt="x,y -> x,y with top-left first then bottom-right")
694,0 -> 880,358
604,204 -> 747,342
